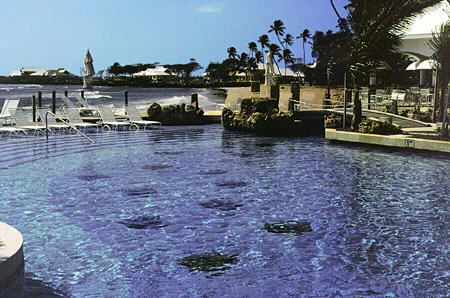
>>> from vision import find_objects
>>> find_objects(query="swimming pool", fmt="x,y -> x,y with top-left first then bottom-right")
0,125 -> 448,297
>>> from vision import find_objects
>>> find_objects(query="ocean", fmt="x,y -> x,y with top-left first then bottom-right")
0,84 -> 226,113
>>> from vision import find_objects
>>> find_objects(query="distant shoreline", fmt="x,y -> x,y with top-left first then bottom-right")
0,76 -> 251,89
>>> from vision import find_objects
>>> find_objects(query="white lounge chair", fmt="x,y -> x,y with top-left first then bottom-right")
65,108 -> 98,130
11,109 -> 46,135
98,106 -> 137,131
74,94 -> 90,107
125,105 -> 161,129
0,125 -> 26,136
60,94 -> 77,109
37,108 -> 70,131
0,99 -> 20,124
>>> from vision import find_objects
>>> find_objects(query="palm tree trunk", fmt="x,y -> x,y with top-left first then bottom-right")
351,78 -> 362,130
303,41 -> 306,65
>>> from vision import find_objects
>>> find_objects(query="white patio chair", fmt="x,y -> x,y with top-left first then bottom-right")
125,105 -> 161,129
36,108 -> 70,131
65,108 -> 98,130
11,109 -> 47,135
98,106 -> 137,131
0,99 -> 20,124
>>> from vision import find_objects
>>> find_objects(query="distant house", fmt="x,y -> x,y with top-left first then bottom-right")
9,67 -> 45,77
44,68 -> 74,76
132,66 -> 174,82
398,0 -> 449,85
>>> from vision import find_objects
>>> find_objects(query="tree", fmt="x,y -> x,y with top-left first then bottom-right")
165,59 -> 203,83
255,51 -> 264,64
282,48 -> 294,76
258,34 -> 270,65
268,20 -> 286,47
282,34 -> 294,48
248,42 -> 258,58
428,19 -> 450,124
296,29 -> 311,65
330,0 -> 442,130
227,47 -> 238,59
268,43 -> 282,75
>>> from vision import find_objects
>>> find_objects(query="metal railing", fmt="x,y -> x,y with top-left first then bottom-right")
45,111 -> 94,144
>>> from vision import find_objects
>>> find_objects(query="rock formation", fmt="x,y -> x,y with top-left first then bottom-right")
147,102 -> 206,125
221,97 -> 299,133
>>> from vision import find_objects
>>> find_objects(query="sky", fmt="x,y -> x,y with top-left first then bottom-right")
0,0 -> 349,76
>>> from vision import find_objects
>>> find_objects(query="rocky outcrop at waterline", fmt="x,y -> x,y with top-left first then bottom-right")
262,220 -> 312,236
147,102 -> 206,125
221,98 -> 299,134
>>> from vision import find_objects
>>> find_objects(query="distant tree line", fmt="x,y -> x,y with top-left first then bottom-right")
107,62 -> 158,76
106,59 -> 202,82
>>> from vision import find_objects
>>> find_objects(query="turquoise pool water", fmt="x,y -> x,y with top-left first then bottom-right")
0,125 -> 448,297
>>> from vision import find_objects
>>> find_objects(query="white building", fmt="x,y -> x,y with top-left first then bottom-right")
132,66 -> 173,82
9,67 -> 46,77
399,1 -> 449,85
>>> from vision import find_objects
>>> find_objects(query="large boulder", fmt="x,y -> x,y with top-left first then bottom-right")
358,119 -> 403,135
147,103 -> 205,125
221,97 -> 297,133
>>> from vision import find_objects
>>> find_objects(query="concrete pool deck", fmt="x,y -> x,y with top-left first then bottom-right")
0,222 -> 24,293
326,128 -> 450,153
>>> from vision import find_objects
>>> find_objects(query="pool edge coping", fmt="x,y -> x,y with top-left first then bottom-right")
0,222 -> 24,293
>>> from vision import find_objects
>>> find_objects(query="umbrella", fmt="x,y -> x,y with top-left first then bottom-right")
265,51 -> 276,86
84,49 -> 95,77
406,59 -> 436,70
406,61 -> 420,70
417,59 -> 436,70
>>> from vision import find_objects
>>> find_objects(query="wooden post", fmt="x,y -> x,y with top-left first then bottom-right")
191,93 -> 198,110
38,91 -> 42,108
81,90 -> 85,99
32,95 -> 36,123
125,90 -> 128,106
52,90 -> 56,114
64,90 -> 68,97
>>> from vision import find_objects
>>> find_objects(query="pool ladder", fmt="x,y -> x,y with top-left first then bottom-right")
45,111 -> 94,144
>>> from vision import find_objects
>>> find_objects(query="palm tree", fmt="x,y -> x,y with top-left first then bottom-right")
255,51 -> 264,64
296,29 -> 311,65
258,34 -> 270,65
268,20 -> 286,48
330,0 -> 442,130
282,49 -> 294,76
248,42 -> 258,58
428,19 -> 450,125
268,43 -> 282,75
283,34 -> 294,49
227,47 -> 238,59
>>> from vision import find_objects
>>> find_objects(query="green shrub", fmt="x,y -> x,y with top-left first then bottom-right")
358,119 -> 402,135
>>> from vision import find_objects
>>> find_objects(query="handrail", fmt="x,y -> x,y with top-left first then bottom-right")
45,111 -> 94,144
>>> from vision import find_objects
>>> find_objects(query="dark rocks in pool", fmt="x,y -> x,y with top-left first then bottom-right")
141,164 -> 172,170
215,180 -> 248,188
77,174 -> 111,181
121,186 -> 158,197
154,151 -> 184,155
119,215 -> 166,229
178,252 -> 238,275
198,169 -> 228,175
199,198 -> 243,211
147,102 -> 207,125
262,220 -> 312,235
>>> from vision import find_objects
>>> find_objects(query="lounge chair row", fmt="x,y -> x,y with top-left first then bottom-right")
0,101 -> 160,136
